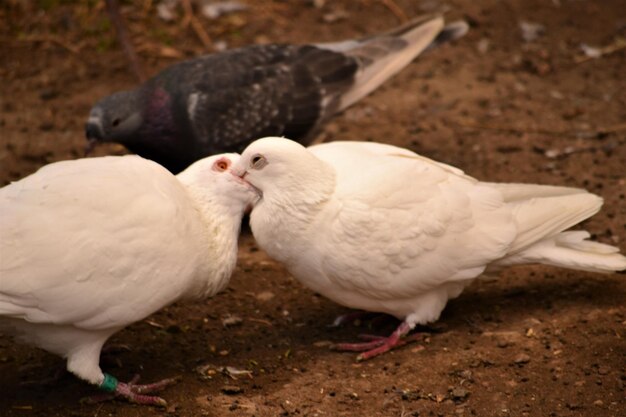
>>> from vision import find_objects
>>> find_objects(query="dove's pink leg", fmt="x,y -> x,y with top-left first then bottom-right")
332,321 -> 424,361
84,374 -> 180,407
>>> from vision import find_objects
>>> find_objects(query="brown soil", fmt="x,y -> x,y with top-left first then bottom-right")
1,1 -> 625,416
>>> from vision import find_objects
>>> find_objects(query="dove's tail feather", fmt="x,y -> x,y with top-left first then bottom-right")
492,187 -> 626,273
500,231 -> 626,273
484,182 -> 589,202
333,15 -> 448,111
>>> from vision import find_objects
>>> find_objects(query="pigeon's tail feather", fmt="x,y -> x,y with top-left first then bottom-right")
336,15 -> 446,111
493,189 -> 626,273
425,21 -> 470,51
364,14 -> 444,40
501,231 -> 626,273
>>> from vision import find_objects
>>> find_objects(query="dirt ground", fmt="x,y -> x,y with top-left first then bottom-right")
1,0 -> 625,416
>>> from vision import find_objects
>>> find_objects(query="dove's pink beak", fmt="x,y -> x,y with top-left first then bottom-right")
230,166 -> 262,201
230,166 -> 247,180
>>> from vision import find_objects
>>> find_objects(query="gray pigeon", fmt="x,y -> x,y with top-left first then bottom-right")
85,15 -> 468,173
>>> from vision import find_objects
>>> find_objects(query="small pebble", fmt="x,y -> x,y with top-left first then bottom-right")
514,353 -> 531,365
221,385 -> 243,395
451,387 -> 470,401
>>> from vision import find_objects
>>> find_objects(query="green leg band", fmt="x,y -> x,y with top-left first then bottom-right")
99,373 -> 119,392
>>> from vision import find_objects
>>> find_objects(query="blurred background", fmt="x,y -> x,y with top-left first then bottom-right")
1,1 -> 625,416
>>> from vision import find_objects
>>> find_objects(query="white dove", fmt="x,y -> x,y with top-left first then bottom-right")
232,137 -> 626,360
0,153 -> 258,405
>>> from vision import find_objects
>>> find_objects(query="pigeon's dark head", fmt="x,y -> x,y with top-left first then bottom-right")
85,90 -> 144,149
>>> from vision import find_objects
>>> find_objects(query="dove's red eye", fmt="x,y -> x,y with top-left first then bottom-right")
213,158 -> 229,172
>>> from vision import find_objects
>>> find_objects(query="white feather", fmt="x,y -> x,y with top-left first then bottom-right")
235,138 -> 626,327
0,154 -> 256,386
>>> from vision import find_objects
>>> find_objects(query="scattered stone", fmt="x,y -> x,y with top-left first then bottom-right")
565,401 -> 583,410
39,88 -> 59,100
451,387 -> 470,402
513,353 -> 531,365
580,43 -> 602,59
39,121 -> 54,131
477,38 -> 490,54
400,389 -> 421,401
550,90 -> 564,100
519,21 -> 545,42
323,9 -> 349,23
157,0 -> 178,22
221,385 -> 243,395
201,1 -> 248,20
256,291 -> 275,302
222,315 -> 243,327
213,40 -> 228,52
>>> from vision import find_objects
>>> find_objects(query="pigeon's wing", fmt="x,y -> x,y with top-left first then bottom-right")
309,142 -> 516,299
0,156 -> 206,330
165,44 -> 359,154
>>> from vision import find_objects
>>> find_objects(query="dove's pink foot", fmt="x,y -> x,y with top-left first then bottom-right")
84,374 -> 180,407
332,321 -> 424,361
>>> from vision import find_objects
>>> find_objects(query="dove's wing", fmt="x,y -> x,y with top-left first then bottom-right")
309,142 -> 516,299
162,44 -> 358,154
0,156 -> 207,330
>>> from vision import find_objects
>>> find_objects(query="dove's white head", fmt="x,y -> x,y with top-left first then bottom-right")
231,137 -> 336,263
231,137 -> 336,207
177,153 -> 260,216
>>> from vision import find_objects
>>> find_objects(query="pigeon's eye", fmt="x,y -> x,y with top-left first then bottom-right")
112,118 -> 121,127
213,158 -> 230,172
250,154 -> 267,170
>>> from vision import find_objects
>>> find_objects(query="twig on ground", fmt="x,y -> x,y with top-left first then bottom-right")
575,37 -> 626,64
452,119 -> 626,139
380,0 -> 409,23
246,318 -> 273,326
181,0 -> 212,50
451,119 -> 569,136
18,35 -> 82,54
105,0 -> 145,82
596,122 -> 626,135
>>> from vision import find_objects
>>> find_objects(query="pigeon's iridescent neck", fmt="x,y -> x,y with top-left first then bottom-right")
142,87 -> 175,136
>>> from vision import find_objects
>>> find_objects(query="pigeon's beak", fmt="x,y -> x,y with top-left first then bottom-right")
85,121 -> 103,140
84,137 -> 98,157
84,120 -> 104,156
